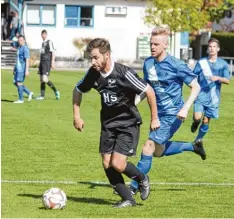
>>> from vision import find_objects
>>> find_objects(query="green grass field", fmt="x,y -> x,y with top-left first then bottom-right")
1,69 -> 234,218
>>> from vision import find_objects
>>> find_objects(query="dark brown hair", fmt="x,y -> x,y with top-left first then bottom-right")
41,29 -> 47,34
18,35 -> 25,40
208,38 -> 220,47
86,38 -> 111,54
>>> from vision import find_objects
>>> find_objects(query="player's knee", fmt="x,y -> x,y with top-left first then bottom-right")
142,140 -> 155,155
16,82 -> 22,86
153,143 -> 165,157
193,115 -> 202,122
202,117 -> 210,124
111,159 -> 125,173
102,158 -> 111,169
42,75 -> 49,83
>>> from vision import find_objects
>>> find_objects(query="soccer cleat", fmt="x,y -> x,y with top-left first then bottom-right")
13,100 -> 24,104
55,91 -> 60,100
28,92 -> 33,102
35,96 -> 45,100
193,139 -> 206,160
113,199 -> 136,208
129,185 -> 138,196
138,175 -> 150,201
191,121 -> 200,133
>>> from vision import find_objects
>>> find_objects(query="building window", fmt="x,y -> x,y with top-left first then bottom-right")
65,5 -> 94,27
27,4 -> 56,26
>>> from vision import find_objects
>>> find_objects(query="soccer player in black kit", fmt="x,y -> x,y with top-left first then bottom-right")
36,30 -> 60,100
73,38 -> 160,208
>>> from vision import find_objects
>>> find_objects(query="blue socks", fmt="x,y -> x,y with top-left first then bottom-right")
163,141 -> 194,156
23,85 -> 31,95
17,85 -> 24,101
130,141 -> 196,189
14,83 -> 31,96
130,154 -> 153,189
196,124 -> 209,140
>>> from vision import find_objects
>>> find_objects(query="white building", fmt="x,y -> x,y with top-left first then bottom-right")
3,0 -> 188,62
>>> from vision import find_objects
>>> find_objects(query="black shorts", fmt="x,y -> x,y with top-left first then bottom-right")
38,61 -> 51,75
99,125 -> 140,156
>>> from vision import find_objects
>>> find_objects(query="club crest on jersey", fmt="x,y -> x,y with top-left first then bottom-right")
107,79 -> 116,88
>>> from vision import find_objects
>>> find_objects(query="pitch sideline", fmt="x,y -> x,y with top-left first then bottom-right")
2,179 -> 234,187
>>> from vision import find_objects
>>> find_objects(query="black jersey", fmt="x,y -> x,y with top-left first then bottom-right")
40,40 -> 55,62
76,62 -> 148,128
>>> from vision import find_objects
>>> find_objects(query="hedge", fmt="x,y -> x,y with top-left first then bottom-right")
211,32 -> 234,57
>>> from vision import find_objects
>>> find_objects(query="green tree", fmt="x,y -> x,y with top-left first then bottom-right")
145,0 -> 234,55
145,0 -> 234,32
205,0 -> 234,22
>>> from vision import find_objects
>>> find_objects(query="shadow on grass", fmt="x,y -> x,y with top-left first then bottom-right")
158,188 -> 186,191
78,181 -> 186,192
78,181 -> 110,189
1,99 -> 14,103
17,193 -> 115,205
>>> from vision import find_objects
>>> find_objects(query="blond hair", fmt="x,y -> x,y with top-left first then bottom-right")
151,26 -> 170,36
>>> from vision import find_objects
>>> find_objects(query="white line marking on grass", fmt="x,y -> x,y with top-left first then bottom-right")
1,93 -> 57,96
2,180 -> 234,187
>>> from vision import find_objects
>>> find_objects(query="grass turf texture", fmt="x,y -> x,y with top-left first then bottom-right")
1,69 -> 234,218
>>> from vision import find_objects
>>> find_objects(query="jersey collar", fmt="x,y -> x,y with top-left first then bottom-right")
100,59 -> 115,78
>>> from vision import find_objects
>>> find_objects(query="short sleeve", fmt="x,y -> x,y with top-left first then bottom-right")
124,68 -> 148,95
143,62 -> 148,82
222,61 -> 231,80
178,63 -> 197,86
24,46 -> 30,59
75,68 -> 97,93
48,40 -> 55,52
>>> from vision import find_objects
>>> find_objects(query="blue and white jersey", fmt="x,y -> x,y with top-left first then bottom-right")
143,55 -> 197,116
14,45 -> 30,74
194,57 -> 231,107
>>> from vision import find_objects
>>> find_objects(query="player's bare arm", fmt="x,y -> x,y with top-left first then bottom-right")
210,76 -> 230,85
73,88 -> 84,132
177,78 -> 200,120
145,85 -> 160,130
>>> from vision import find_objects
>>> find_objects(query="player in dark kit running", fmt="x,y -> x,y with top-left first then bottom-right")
73,38 -> 160,208
36,30 -> 60,100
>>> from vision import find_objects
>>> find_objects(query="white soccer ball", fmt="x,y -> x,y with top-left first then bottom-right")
42,188 -> 67,209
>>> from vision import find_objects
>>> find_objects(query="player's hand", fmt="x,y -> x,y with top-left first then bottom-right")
150,118 -> 160,131
73,117 -> 84,132
51,63 -> 56,70
25,71 -> 29,76
210,76 -> 220,82
177,108 -> 188,121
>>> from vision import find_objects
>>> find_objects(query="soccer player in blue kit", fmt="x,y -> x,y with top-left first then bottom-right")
13,35 -> 33,103
130,26 -> 206,193
191,38 -> 231,140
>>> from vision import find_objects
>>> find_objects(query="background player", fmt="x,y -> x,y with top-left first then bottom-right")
36,30 -> 60,100
73,38 -> 160,208
191,38 -> 231,140
13,35 -> 33,103
130,26 -> 206,194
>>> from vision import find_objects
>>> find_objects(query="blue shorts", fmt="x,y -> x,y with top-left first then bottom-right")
13,72 -> 25,83
149,115 -> 182,145
194,102 -> 219,119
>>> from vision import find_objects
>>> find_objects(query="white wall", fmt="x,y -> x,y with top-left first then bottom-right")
23,0 -> 182,61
